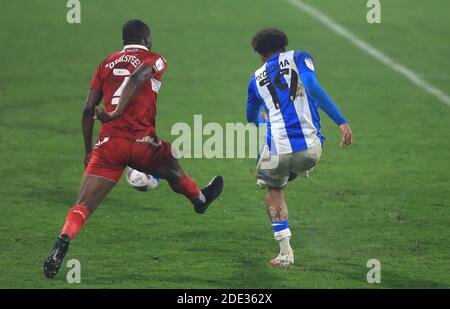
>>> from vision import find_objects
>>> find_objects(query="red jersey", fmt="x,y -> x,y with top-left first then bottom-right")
89,44 -> 168,139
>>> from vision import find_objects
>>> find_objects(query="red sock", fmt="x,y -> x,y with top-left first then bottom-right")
170,175 -> 202,203
61,204 -> 88,239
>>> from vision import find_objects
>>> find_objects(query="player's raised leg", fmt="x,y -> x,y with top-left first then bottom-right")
162,159 -> 223,214
266,186 -> 294,267
43,175 -> 116,278
130,139 -> 223,214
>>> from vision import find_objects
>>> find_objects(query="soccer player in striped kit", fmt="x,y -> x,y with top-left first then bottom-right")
246,28 -> 353,267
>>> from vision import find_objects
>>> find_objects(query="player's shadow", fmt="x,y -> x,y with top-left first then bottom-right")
119,229 -> 286,288
171,229 -> 289,288
234,255 -> 296,288
11,184 -> 76,207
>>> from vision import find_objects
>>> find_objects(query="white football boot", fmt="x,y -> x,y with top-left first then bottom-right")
270,250 -> 294,267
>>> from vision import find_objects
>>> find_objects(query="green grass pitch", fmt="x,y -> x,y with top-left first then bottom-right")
0,0 -> 449,288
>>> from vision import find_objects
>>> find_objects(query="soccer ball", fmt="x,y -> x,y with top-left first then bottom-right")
126,167 -> 160,192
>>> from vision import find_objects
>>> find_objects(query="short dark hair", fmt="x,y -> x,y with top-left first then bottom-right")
122,19 -> 150,44
251,28 -> 288,55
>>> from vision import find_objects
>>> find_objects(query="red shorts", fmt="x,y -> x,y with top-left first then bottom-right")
84,136 -> 174,183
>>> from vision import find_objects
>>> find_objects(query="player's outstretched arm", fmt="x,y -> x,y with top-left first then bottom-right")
82,89 -> 103,166
95,63 -> 155,123
300,72 -> 353,146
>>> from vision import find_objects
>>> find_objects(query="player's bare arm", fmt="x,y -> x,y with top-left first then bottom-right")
44,19 -> 223,279
95,63 -> 155,123
82,88 -> 103,166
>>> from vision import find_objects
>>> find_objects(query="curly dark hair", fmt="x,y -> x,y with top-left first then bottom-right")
251,28 -> 288,55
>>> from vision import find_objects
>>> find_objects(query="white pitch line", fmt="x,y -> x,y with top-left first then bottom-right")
287,0 -> 450,106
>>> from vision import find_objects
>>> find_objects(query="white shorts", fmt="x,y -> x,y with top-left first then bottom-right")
256,139 -> 322,188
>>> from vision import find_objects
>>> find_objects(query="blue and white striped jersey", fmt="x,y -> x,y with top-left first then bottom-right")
247,50 -> 324,155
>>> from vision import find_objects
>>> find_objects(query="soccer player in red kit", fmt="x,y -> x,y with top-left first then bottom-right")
43,20 -> 224,278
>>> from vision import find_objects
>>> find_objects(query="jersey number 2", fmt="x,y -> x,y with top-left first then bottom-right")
111,68 -> 131,105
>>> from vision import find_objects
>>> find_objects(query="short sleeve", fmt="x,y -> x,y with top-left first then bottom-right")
143,55 -> 168,80
89,62 -> 104,90
294,51 -> 316,75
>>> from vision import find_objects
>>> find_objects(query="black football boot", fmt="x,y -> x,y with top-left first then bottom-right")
43,234 -> 70,278
193,176 -> 224,214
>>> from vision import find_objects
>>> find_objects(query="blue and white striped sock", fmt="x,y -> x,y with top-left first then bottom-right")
272,221 -> 292,255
